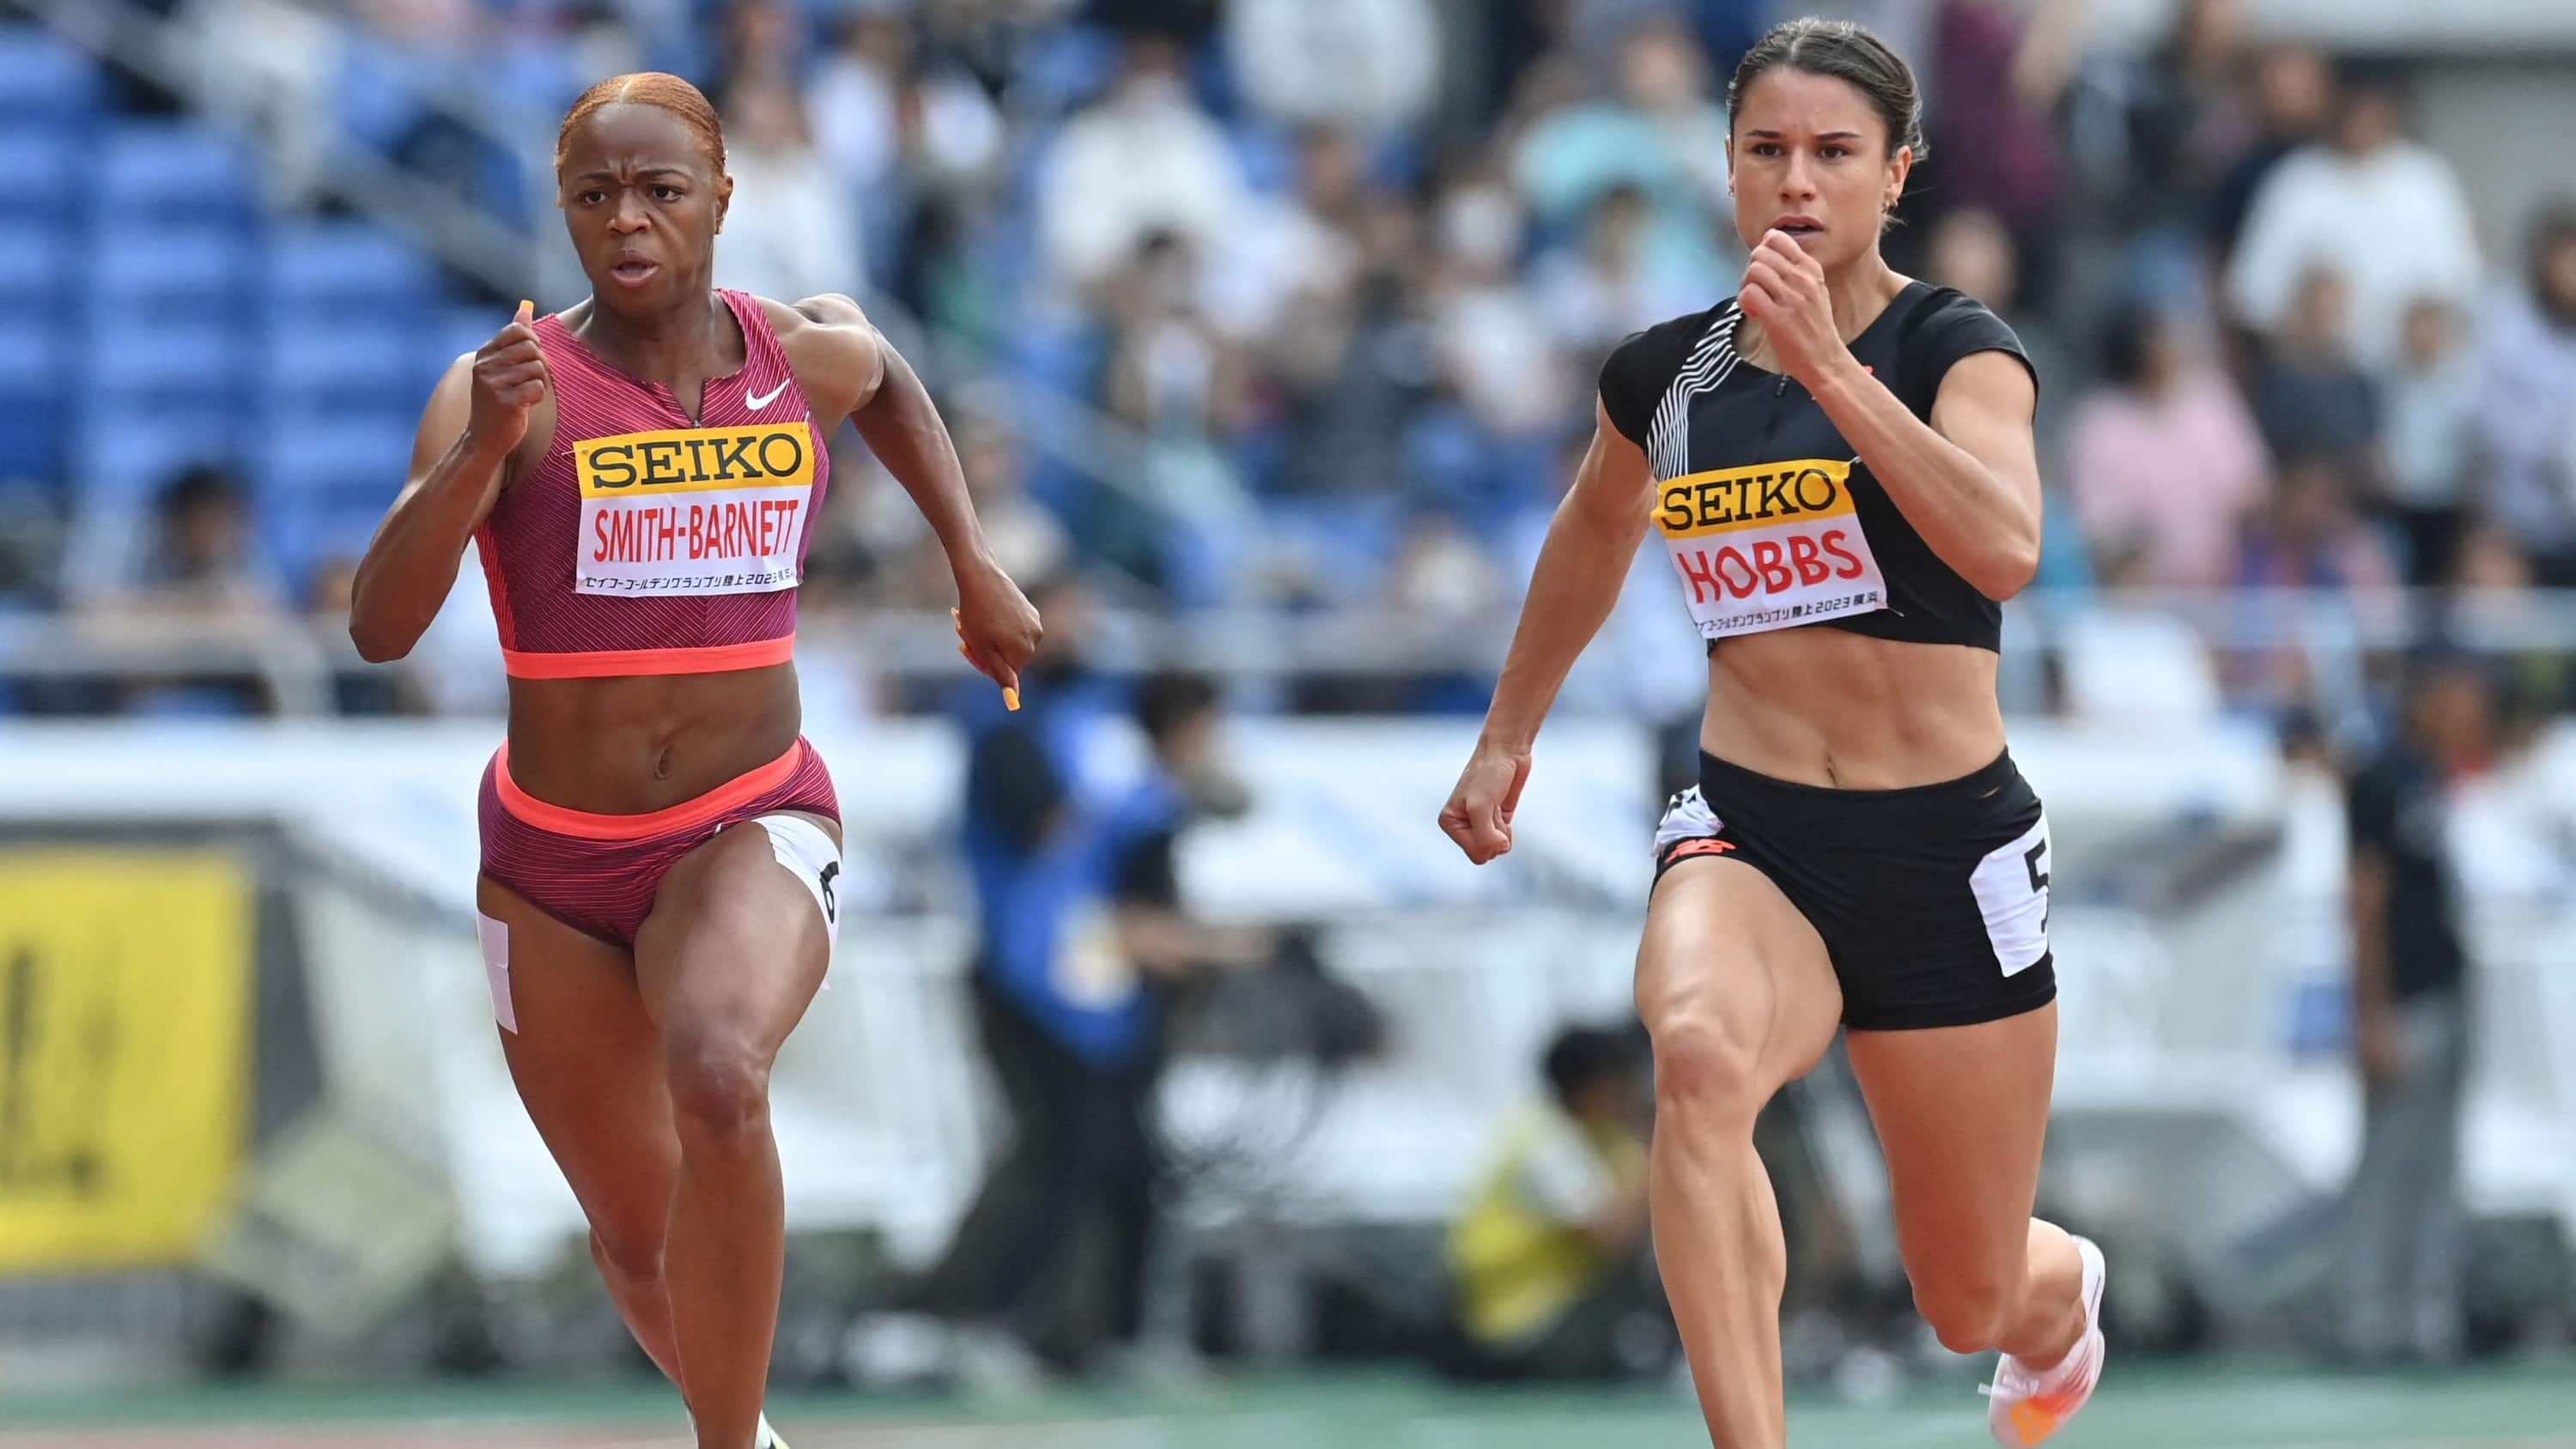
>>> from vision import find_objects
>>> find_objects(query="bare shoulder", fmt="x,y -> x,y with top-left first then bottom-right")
756,294 -> 884,415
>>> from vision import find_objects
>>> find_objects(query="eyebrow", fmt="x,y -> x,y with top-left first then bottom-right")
568,167 -> 694,183
1744,129 -> 1867,142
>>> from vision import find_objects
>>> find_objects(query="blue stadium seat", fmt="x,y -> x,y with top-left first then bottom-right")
331,35 -> 435,155
94,121 -> 258,223
0,125 -> 85,222
0,222 -> 74,306
257,324 -> 430,419
87,225 -> 253,317
257,418 -> 416,504
82,322 -> 248,408
0,327 -> 64,392
74,409 -> 244,503
262,221 -> 437,312
488,36 -> 586,119
0,27 -> 103,124
432,304 -> 511,366
0,326 -> 67,482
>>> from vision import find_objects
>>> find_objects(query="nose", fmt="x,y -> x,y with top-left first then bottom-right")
1778,152 -> 1819,200
609,196 -> 649,234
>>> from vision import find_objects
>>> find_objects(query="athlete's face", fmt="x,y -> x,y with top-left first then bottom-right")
558,103 -> 732,313
1725,69 -> 1910,270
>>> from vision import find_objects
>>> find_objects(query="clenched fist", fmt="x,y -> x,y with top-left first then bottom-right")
469,300 -> 551,452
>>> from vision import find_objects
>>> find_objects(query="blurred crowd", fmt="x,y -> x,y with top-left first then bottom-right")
31,0 -> 2576,726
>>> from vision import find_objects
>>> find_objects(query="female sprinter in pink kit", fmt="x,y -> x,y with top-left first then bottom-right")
348,74 -> 1040,1449
1442,19 -> 2107,1449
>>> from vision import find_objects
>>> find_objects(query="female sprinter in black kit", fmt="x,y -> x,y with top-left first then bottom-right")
1441,20 -> 2105,1449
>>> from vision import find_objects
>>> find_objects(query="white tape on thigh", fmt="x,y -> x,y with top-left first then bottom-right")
476,910 -> 517,1034
750,812 -> 844,954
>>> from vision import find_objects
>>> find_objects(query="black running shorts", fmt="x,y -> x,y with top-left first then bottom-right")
1651,749 -> 2057,1031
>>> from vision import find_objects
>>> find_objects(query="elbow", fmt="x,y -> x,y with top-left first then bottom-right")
1974,541 -> 2042,603
349,629 -> 408,665
347,610 -> 413,664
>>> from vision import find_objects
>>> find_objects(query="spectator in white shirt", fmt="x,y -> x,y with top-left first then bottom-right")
2224,73 -> 2481,371
1224,0 -> 1442,140
1036,39 -> 1256,321
2380,296 -> 2481,585
2477,203 -> 2576,585
715,76 -> 866,306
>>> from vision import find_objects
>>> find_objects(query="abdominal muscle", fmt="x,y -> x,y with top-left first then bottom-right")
1700,626 -> 2007,790
501,662 -> 805,815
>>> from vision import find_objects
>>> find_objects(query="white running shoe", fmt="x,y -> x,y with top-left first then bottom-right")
758,1412 -> 787,1448
1983,1235 -> 2107,1447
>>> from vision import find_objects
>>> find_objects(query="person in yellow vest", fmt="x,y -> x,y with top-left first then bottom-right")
1443,1023 -> 1673,1380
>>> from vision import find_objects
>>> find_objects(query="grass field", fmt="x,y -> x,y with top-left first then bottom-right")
3,1359 -> 2573,1448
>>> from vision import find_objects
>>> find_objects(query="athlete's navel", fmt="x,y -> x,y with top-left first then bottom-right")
653,745 -> 673,781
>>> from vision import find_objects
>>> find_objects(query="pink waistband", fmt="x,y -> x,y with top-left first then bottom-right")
493,738 -> 810,841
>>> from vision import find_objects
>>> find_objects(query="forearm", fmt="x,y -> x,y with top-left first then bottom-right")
348,433 -> 509,662
1481,495 -> 1639,753
1810,357 -> 2039,595
1120,908 -> 1268,978
848,343 -> 987,568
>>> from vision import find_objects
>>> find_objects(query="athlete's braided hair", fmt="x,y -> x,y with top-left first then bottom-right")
556,72 -> 726,178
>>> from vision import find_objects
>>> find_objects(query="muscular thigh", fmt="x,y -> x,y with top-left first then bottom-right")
1635,857 -> 1844,1098
635,813 -> 840,1059
1844,1004 -> 2057,1288
476,876 -> 677,1246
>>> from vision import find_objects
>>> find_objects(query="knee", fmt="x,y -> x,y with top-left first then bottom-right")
1643,1004 -> 1767,1131
589,1224 -> 664,1285
1913,1272 -> 2019,1355
664,1032 -> 773,1143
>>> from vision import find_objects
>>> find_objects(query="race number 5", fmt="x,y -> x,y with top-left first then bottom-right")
1972,817 -> 2053,977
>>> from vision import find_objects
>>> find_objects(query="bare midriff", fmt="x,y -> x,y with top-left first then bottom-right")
1701,627 -> 2005,789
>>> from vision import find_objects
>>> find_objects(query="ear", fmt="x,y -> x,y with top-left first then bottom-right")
1723,134 -> 1737,193
714,173 -> 734,235
1885,145 -> 1913,213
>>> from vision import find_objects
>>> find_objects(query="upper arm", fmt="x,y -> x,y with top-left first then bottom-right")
1928,352 -> 2044,511
769,294 -> 889,419
1570,397 -> 1656,542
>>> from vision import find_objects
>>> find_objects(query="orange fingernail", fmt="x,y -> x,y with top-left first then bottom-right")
1003,688 -> 1021,712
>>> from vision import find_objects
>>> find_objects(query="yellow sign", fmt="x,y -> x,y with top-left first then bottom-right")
0,851 -> 252,1271
1655,457 -> 1856,539
574,422 -> 815,495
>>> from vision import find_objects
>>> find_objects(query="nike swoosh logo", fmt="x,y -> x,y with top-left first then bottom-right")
745,379 -> 793,409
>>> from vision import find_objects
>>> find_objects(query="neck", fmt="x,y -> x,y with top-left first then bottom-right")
1821,255 -> 1906,340
580,282 -> 732,380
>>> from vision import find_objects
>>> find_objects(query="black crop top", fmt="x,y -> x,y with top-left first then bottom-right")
1598,282 -> 2033,653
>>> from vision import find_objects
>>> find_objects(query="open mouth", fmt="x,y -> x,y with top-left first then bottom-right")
610,258 -> 659,285
1776,217 -> 1825,238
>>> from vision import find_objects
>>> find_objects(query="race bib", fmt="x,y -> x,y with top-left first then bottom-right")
1655,458 -> 1886,640
573,423 -> 814,596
